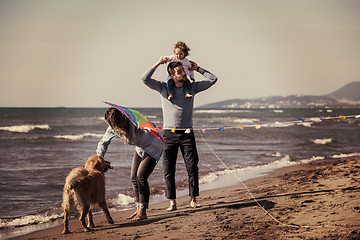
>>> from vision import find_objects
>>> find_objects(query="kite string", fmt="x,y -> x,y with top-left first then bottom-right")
198,130 -> 315,229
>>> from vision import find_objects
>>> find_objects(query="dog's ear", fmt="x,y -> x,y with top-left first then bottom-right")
83,155 -> 101,170
94,158 -> 103,172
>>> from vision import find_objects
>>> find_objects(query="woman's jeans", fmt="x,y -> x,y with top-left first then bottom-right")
130,152 -> 157,209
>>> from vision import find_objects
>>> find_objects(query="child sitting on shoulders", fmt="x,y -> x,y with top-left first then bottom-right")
164,41 -> 195,100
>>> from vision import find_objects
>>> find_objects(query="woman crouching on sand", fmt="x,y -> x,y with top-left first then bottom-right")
96,107 -> 163,221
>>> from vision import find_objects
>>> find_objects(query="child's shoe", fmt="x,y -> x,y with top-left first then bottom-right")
168,92 -> 174,100
185,92 -> 193,98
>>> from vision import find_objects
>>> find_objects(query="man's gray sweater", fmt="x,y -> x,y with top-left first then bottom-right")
141,68 -> 217,129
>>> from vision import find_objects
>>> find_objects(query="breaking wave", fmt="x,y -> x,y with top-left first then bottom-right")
53,133 -> 104,140
233,118 -> 260,124
331,152 -> 360,158
195,109 -> 253,114
0,209 -> 62,229
311,138 -> 333,145
199,156 -> 296,184
0,125 -> 50,133
199,152 -> 360,185
110,193 -> 135,207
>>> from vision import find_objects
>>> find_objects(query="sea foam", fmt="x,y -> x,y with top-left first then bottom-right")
195,109 -> 252,114
54,133 -> 104,141
199,152 -> 360,186
331,152 -> 360,158
311,138 -> 333,145
273,110 -> 284,113
0,124 -> 50,133
0,211 -> 62,229
298,122 -> 313,127
110,193 -> 134,207
233,118 -> 260,124
199,156 -> 296,185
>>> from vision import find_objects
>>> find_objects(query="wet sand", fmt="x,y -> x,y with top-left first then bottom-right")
13,157 -> 360,239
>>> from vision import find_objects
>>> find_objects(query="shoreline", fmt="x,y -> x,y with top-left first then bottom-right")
0,154 -> 288,239
9,157 -> 360,239
1,164 -> 272,239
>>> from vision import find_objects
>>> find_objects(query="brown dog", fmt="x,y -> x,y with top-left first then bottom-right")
62,155 -> 114,234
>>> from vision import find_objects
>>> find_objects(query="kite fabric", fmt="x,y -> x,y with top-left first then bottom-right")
104,101 -> 163,142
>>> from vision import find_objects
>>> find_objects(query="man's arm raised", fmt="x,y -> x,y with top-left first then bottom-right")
189,60 -> 204,74
152,56 -> 167,70
141,57 -> 167,92
189,60 -> 218,93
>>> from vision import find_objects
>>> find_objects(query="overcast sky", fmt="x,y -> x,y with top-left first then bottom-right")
0,0 -> 359,108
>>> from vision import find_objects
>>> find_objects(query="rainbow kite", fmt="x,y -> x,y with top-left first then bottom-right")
104,102 -> 163,142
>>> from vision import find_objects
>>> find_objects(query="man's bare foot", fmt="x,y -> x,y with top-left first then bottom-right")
166,199 -> 177,212
190,198 -> 201,208
166,205 -> 177,211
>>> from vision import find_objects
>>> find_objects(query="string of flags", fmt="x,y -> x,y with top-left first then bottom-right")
168,114 -> 360,133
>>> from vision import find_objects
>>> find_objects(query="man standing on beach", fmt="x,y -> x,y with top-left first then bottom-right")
141,57 -> 218,211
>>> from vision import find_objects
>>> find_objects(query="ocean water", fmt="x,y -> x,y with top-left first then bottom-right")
0,107 -> 359,238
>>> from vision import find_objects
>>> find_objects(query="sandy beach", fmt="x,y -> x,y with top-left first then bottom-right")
12,157 -> 360,240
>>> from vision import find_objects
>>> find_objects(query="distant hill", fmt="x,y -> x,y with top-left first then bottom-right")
325,82 -> 360,102
200,81 -> 360,108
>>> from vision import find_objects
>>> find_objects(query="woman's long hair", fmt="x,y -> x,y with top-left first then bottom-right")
104,107 -> 129,143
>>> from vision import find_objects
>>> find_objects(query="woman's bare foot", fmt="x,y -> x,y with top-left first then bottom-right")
126,209 -> 139,220
131,209 -> 147,222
